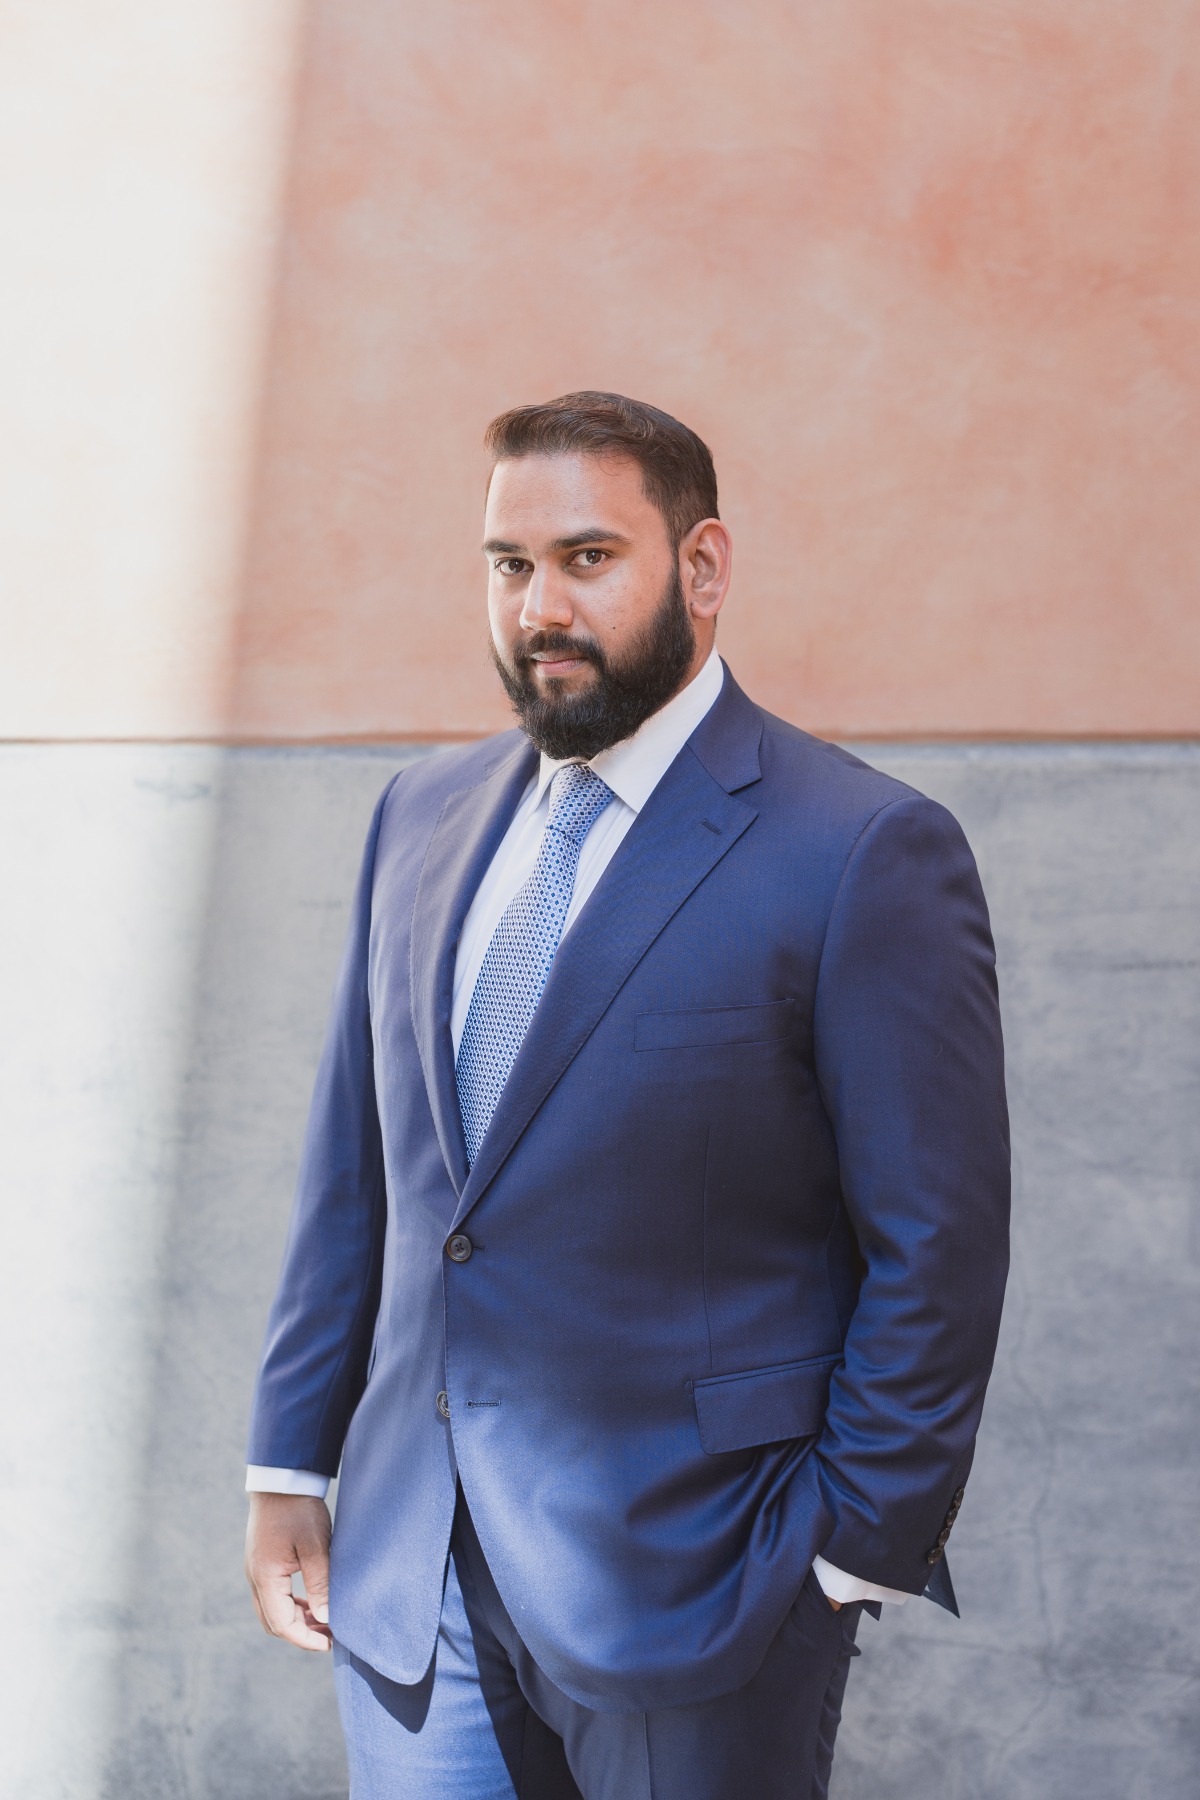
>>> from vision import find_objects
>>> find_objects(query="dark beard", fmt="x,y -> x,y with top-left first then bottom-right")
491,568 -> 698,761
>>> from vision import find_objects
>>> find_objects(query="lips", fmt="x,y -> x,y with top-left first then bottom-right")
532,654 -> 586,672
517,638 -> 599,676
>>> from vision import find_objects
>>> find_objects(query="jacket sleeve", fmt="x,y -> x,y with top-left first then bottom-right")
246,776 -> 399,1476
809,792 -> 1010,1593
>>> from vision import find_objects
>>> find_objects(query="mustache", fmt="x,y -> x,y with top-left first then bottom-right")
511,630 -> 604,671
492,564 -> 695,761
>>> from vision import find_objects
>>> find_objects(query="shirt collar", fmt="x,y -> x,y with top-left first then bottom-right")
534,645 -> 725,814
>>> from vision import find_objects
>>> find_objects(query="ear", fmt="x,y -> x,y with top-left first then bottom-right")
680,518 -> 732,621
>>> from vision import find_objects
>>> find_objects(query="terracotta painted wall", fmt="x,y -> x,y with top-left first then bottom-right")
3,1 -> 1199,741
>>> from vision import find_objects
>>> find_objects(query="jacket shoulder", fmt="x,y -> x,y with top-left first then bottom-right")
755,708 -> 932,826
377,728 -> 529,818
748,708 -> 983,923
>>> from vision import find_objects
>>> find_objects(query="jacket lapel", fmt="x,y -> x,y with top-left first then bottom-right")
451,670 -> 763,1225
409,733 -> 538,1197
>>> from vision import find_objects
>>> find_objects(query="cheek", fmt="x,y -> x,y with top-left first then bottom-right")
487,586 -> 516,646
576,574 -> 647,642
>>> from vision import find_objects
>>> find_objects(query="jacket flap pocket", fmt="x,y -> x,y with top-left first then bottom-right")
635,999 -> 794,1052
692,1354 -> 840,1455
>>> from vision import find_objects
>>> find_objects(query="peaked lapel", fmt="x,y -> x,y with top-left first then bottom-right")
409,733 -> 539,1197
451,670 -> 764,1226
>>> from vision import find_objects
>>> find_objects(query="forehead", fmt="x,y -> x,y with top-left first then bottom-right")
484,451 -> 663,546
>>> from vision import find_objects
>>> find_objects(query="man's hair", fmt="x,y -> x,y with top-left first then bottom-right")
484,391 -> 719,547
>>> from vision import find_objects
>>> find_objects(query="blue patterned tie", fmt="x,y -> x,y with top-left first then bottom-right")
456,763 -> 613,1166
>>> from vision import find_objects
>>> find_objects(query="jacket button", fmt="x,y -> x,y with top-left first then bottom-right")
926,1545 -> 944,1565
446,1234 -> 473,1263
953,1487 -> 966,1506
937,1525 -> 953,1546
436,1390 -> 450,1418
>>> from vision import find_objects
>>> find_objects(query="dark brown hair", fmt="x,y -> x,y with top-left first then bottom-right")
484,391 -> 719,546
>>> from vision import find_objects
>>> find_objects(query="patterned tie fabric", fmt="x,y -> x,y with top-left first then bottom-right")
456,763 -> 614,1166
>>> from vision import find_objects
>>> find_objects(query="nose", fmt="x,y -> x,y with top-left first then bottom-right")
519,563 -> 574,634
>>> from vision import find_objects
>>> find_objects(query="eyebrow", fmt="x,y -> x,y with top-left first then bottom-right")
481,528 -> 632,555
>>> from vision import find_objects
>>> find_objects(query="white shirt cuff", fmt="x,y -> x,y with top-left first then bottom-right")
812,1553 -> 911,1606
245,1465 -> 330,1498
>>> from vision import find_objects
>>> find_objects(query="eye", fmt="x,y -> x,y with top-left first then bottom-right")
495,558 -> 529,576
571,548 -> 608,568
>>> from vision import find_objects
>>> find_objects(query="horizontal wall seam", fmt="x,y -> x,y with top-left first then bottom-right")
3,735 -> 1200,751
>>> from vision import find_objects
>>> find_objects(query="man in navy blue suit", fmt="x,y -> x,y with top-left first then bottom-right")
244,392 -> 1010,1799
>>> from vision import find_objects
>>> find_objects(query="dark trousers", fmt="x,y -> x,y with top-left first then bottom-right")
334,1492 -> 867,1800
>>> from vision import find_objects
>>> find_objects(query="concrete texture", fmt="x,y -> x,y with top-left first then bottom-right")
830,744 -> 1200,1800
2,737 -> 1197,1798
5,4 -> 1200,741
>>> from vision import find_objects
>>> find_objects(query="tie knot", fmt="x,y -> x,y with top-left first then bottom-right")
545,763 -> 612,848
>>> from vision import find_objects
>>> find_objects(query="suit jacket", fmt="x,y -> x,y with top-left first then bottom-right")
248,666 -> 1010,1712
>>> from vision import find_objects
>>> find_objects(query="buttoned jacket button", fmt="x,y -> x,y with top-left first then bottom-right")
436,1390 -> 450,1418
446,1234 -> 473,1263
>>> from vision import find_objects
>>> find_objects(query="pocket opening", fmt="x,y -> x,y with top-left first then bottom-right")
692,1351 -> 840,1455
635,998 -> 795,1052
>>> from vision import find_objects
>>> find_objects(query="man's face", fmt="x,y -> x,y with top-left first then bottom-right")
483,451 -> 699,760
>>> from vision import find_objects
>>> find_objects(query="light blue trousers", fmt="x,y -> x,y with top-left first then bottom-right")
333,1522 -> 863,1800
335,1550 -> 531,1800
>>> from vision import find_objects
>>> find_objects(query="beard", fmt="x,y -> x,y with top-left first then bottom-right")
491,567 -> 698,761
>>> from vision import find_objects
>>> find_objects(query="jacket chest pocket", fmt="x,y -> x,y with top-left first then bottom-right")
635,998 -> 795,1052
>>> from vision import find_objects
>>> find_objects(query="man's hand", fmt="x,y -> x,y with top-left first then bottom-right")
245,1493 -> 333,1652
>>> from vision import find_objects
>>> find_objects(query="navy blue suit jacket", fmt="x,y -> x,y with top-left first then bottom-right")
248,666 -> 1009,1711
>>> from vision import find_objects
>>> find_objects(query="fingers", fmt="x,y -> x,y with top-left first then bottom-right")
252,1565 -> 332,1652
299,1540 -> 331,1631
245,1493 -> 334,1653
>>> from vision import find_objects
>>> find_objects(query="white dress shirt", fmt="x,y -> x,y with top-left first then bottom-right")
247,645 -> 908,1607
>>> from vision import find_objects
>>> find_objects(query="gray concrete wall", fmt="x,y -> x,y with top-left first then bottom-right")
2,742 -> 1197,1799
